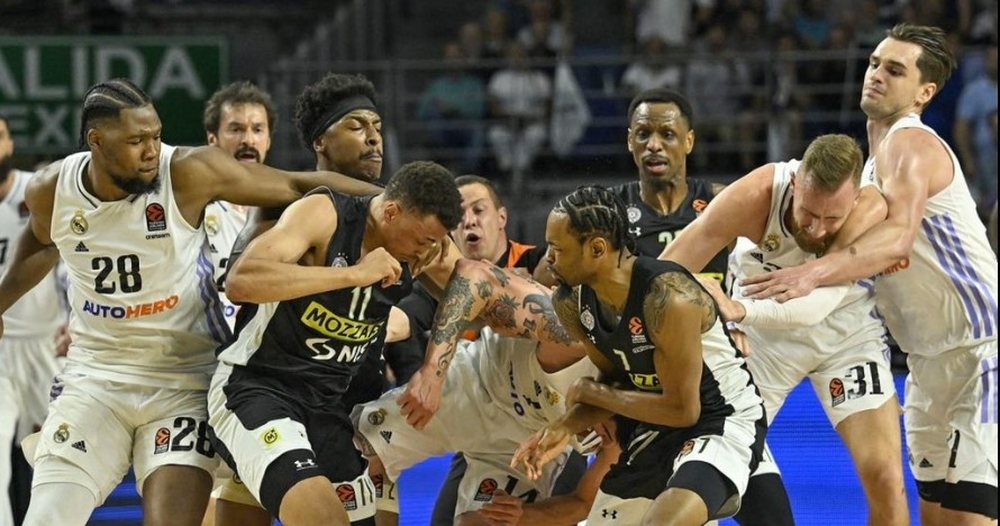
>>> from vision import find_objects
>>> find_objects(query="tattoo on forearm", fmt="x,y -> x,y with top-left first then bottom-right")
646,273 -> 718,333
431,274 -> 475,346
435,343 -> 455,378
524,293 -> 575,345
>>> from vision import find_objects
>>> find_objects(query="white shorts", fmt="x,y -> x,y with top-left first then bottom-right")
748,336 -> 895,427
30,372 -> 217,504
354,382 -> 567,516
905,340 -> 998,487
0,336 -> 62,442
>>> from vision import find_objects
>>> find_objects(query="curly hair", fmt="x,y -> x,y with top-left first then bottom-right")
553,185 -> 636,255
294,73 -> 377,150
384,161 -> 463,230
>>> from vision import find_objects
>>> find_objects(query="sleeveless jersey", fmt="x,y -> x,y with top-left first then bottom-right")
476,327 -> 600,430
612,179 -> 728,277
576,257 -> 759,428
729,160 -> 886,352
864,114 -> 998,354
0,169 -> 66,338
50,145 -> 229,389
218,192 -> 412,408
204,201 -> 247,330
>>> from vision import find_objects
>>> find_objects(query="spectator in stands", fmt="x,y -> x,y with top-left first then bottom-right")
483,8 -> 513,61
417,42 -> 487,174
954,44 -> 998,209
620,37 -> 683,96
628,0 -> 713,49
684,23 -> 750,171
793,0 -> 833,49
487,42 -> 552,176
767,34 -> 807,161
516,0 -> 567,59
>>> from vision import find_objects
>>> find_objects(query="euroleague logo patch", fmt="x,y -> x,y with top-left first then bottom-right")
145,203 -> 166,231
829,378 -> 846,407
474,478 -> 498,502
154,427 -> 171,454
336,484 -> 358,510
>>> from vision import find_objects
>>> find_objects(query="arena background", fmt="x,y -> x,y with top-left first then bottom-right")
1,0 -> 996,524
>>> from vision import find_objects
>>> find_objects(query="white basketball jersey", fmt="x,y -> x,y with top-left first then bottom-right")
864,114 -> 998,354
204,201 -> 247,330
476,327 -> 599,430
50,145 -> 230,389
729,160 -> 886,352
0,169 -> 66,338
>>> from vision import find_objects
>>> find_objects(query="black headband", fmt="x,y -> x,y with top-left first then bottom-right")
308,95 -> 377,144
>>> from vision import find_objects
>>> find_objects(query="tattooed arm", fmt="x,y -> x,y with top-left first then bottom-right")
397,258 -> 583,429
565,273 -> 716,428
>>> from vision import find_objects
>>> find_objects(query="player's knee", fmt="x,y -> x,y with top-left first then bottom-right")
857,458 -> 905,494
278,477 -> 348,526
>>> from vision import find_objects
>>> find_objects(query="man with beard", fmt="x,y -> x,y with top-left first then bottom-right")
0,115 -> 67,526
623,87 -> 792,526
0,78 -> 381,526
742,24 -> 998,525
661,134 -> 909,525
202,81 -> 277,330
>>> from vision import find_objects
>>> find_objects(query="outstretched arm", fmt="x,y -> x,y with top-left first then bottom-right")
0,164 -> 60,334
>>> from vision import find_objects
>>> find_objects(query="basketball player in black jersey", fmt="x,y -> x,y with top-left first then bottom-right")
614,88 -> 728,281
512,186 -> 767,526
618,88 -> 794,525
207,161 -> 461,526
210,73 -> 391,526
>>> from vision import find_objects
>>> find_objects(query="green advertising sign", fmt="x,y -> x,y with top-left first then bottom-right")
0,36 -> 227,155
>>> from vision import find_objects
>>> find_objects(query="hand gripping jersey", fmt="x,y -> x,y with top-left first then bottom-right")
864,114 -> 998,355
612,179 -> 728,277
1,170 -> 65,338
50,145 -> 229,389
217,192 -> 412,408
729,159 -> 887,353
577,257 -> 760,426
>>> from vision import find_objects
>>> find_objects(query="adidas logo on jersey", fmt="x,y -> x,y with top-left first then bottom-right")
919,458 -> 933,468
380,430 -> 392,444
71,440 -> 87,453
75,241 -> 89,253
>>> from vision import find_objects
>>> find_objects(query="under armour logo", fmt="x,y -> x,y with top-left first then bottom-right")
629,226 -> 641,237
293,458 -> 317,470
601,509 -> 618,519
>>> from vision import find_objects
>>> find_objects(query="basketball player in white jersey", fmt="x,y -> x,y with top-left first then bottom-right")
354,258 -> 604,524
0,115 -> 67,526
661,134 -> 909,525
743,24 -> 998,524
0,78 -> 382,526
202,81 -> 276,331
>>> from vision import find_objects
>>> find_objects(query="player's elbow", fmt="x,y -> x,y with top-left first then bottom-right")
665,397 -> 700,428
224,261 -> 255,304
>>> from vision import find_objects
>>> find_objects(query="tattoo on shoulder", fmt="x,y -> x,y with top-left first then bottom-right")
475,279 -> 494,300
523,293 -> 575,345
488,265 -> 510,287
552,286 -> 589,341
431,274 -> 475,346
645,272 -> 717,333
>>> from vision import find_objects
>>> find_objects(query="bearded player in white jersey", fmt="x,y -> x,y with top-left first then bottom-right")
0,115 -> 67,526
743,24 -> 998,525
0,78 -> 382,526
202,81 -> 277,331
661,134 -> 909,525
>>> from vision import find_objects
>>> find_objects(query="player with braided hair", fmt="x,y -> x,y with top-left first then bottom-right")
512,185 -> 767,525
0,78 -> 382,526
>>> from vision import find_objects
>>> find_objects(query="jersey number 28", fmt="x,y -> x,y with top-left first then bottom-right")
92,255 -> 143,293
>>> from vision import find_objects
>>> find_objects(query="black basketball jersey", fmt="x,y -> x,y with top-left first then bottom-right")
611,179 -> 728,278
576,257 -> 749,428
221,192 -> 412,408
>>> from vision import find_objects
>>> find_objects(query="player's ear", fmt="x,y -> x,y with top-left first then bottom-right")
383,201 -> 400,223
626,128 -> 634,153
590,237 -> 606,258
